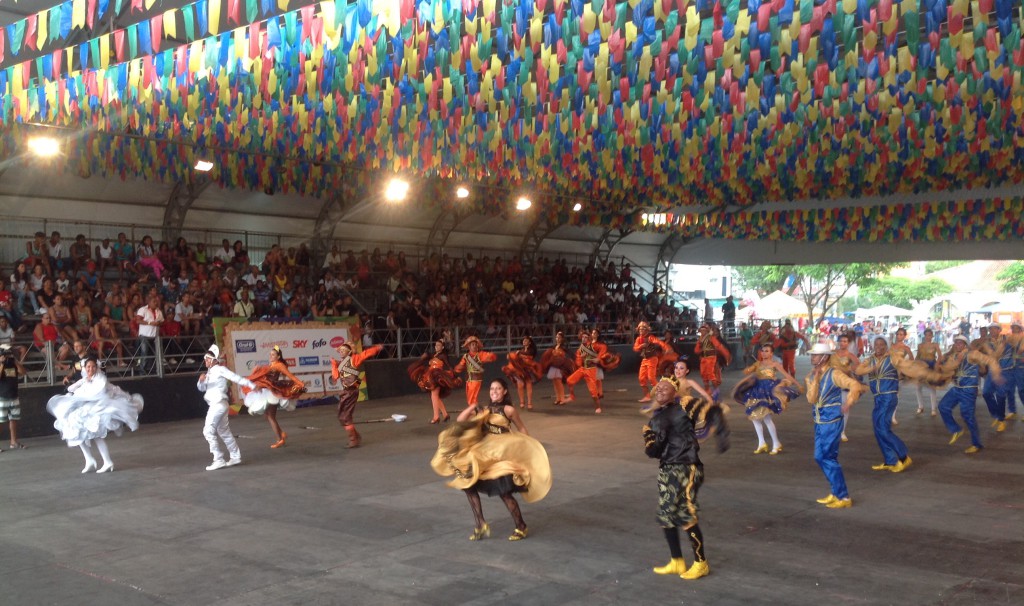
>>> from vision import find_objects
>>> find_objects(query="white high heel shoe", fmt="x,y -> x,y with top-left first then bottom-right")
82,461 -> 97,474
96,462 -> 115,473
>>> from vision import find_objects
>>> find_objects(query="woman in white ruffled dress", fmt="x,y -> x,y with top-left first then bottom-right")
46,357 -> 144,473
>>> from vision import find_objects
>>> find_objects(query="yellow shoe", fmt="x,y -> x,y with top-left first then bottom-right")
890,456 -> 912,473
769,445 -> 783,455
891,418 -> 899,426
931,410 -> 937,417
469,523 -> 490,541
680,561 -> 710,580
991,419 -> 999,428
964,445 -> 982,454
871,463 -> 895,471
652,557 -> 687,575
753,444 -> 769,454
816,494 -> 837,505
948,430 -> 964,445
841,433 -> 849,442
508,528 -> 528,541
1006,413 -> 1017,421
826,497 -> 853,509
995,421 -> 1007,432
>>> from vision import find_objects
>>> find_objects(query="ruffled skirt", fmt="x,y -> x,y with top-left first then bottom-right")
733,376 -> 799,421
244,389 -> 297,415
47,387 -> 144,447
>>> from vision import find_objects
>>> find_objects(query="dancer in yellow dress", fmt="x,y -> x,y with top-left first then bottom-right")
431,378 -> 552,541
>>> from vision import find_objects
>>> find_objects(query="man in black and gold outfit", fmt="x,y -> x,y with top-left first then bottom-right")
643,379 -> 729,580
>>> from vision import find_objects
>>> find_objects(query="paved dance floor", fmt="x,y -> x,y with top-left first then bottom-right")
2,359 -> 1022,605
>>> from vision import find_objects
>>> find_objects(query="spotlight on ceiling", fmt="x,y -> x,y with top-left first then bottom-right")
384,178 -> 410,202
194,159 -> 214,172
515,196 -> 532,211
456,186 -> 470,199
28,136 -> 60,158
572,202 -> 582,212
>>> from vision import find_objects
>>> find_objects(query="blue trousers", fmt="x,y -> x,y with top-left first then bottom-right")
939,387 -> 982,448
872,393 -> 908,465
982,375 -> 1009,421
1006,367 -> 1023,414
813,420 -> 848,500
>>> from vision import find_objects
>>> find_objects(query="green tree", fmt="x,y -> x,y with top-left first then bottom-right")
997,262 -> 1024,292
858,277 -> 953,309
734,264 -> 902,329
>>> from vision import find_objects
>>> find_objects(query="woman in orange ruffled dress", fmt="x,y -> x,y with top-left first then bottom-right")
503,336 -> 543,410
540,331 -> 576,406
243,345 -> 306,448
408,339 -> 461,424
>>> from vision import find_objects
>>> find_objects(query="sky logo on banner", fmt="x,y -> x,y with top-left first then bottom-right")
299,356 -> 319,366
235,340 -> 256,353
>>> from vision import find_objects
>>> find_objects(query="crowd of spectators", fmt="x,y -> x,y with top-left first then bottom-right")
2,228 -> 702,374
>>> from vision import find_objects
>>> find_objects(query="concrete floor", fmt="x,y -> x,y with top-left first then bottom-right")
2,358 -> 1022,606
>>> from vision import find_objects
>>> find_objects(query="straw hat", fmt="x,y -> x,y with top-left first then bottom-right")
807,342 -> 834,356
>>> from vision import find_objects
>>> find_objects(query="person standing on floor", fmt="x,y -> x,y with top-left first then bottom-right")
331,341 -> 382,448
634,322 -> 670,403
915,328 -> 941,417
46,357 -> 143,473
0,345 -> 27,451
644,379 -> 729,581
565,330 -> 605,414
804,343 -> 865,509
854,337 -> 912,473
935,336 -> 1001,455
454,336 -> 498,408
198,345 -> 256,471
243,345 -> 307,448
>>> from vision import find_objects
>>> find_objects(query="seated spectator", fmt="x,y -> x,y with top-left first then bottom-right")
32,315 -> 72,370
47,294 -> 79,343
76,264 -> 102,293
323,244 -> 343,274
233,289 -> 255,319
112,232 -> 136,281
156,241 -> 175,273
160,279 -> 181,306
55,270 -> 71,294
194,242 -> 209,267
69,234 -> 92,273
241,265 -> 262,289
231,240 -> 249,273
9,262 -> 39,316
36,277 -> 57,310
262,244 -> 284,277
319,271 -> 343,293
24,231 -> 50,274
173,237 -> 197,274
175,268 -> 191,291
295,243 -> 311,281
135,235 -> 164,280
48,231 -> 66,272
0,280 -> 21,330
91,315 -> 126,367
105,292 -> 130,335
213,239 -> 234,268
71,294 -> 94,339
95,237 -> 115,275
252,280 -> 274,317
0,316 -> 28,362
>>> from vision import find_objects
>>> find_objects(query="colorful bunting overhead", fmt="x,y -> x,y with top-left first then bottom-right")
1,0 -> 1024,240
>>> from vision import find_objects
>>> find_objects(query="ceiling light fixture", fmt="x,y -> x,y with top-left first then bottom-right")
456,186 -> 470,199
194,159 -> 214,172
28,136 -> 60,157
572,202 -> 582,212
384,178 -> 410,202
516,196 -> 532,211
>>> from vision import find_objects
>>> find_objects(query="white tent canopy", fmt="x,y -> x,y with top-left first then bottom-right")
856,304 -> 914,321
749,290 -> 807,320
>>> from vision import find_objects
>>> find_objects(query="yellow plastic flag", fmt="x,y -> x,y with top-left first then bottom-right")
323,2 -> 336,38
100,34 -> 110,69
72,0 -> 86,29
210,0 -> 222,36
278,0 -> 290,9
38,9 -> 48,46
164,10 -> 177,40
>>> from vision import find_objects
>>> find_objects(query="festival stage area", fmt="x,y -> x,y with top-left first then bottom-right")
2,359 -> 1021,605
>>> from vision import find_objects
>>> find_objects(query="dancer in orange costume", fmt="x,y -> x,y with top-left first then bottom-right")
634,321 -> 670,403
454,336 -> 498,407
408,339 -> 461,424
503,336 -> 543,410
751,321 -> 775,351
695,323 -> 732,402
774,319 -> 809,377
566,331 -> 605,414
540,332 -> 576,406
330,341 -> 382,448
591,328 -> 620,399
243,345 -> 306,448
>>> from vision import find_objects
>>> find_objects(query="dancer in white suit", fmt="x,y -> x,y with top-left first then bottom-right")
198,345 -> 256,471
